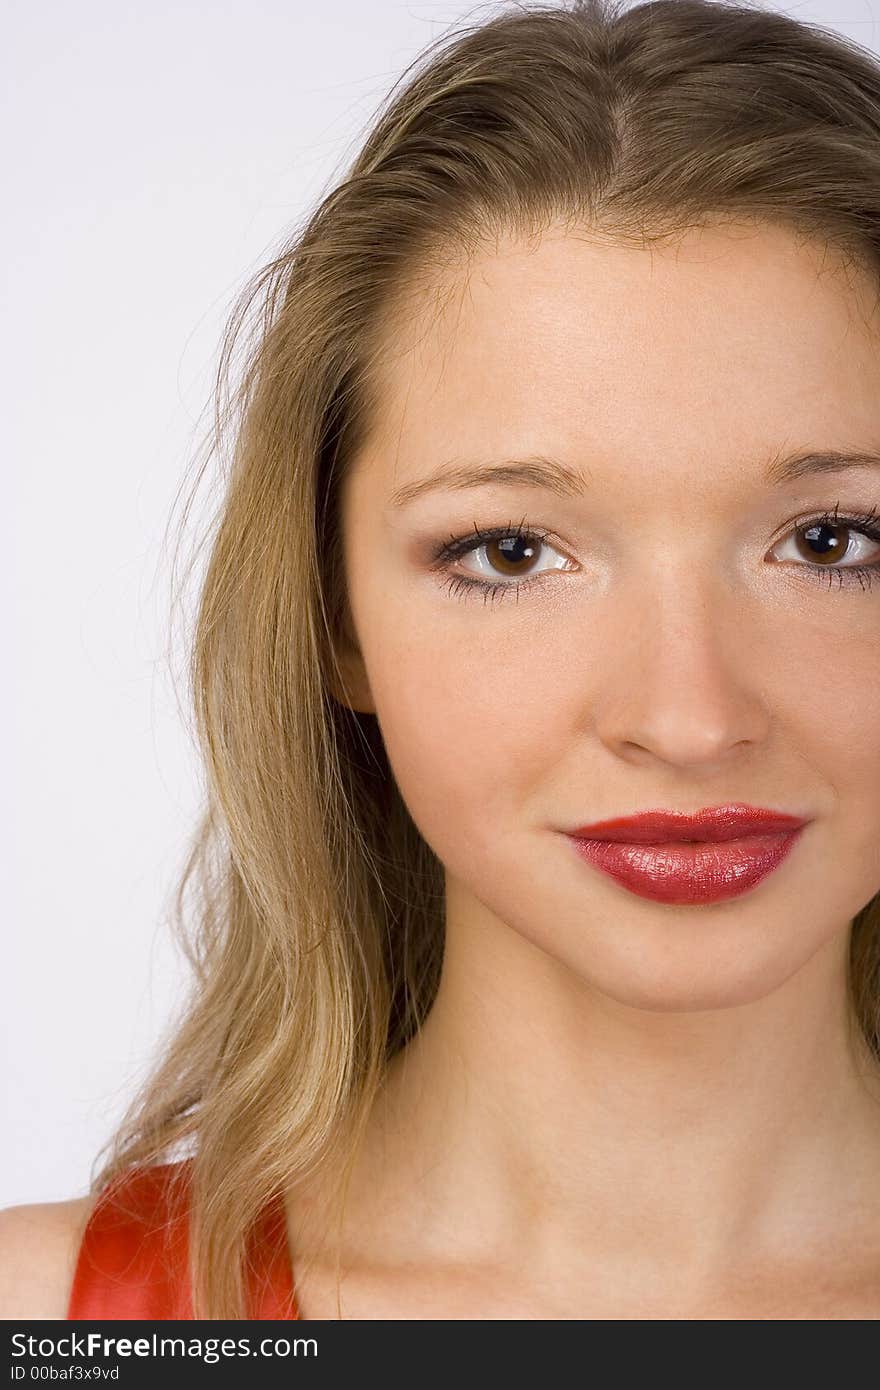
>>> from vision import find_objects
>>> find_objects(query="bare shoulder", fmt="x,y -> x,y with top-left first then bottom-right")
0,1195 -> 96,1320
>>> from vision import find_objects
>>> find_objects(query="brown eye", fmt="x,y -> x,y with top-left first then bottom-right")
449,528 -> 573,584
484,534 -> 543,576
433,522 -> 576,603
795,519 -> 857,566
769,511 -> 880,582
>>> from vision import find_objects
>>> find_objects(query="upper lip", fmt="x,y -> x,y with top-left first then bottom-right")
566,803 -> 810,843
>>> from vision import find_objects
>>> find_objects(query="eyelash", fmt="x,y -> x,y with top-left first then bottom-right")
429,506 -> 880,604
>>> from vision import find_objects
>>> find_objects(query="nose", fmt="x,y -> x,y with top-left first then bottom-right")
590,576 -> 772,770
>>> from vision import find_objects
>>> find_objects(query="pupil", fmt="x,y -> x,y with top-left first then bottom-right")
804,522 -> 845,561
497,537 -> 533,565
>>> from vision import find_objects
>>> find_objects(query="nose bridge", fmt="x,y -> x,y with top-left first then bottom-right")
593,559 -> 771,765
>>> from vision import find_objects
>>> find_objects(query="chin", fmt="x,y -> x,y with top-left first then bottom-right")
577,934 -> 815,1015
600,974 -> 786,1015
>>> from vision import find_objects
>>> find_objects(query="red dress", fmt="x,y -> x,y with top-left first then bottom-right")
66,1158 -> 299,1319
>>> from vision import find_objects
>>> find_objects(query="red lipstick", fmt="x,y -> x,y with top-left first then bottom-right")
565,803 -> 810,904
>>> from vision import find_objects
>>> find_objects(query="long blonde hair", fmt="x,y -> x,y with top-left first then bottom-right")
91,0 -> 880,1318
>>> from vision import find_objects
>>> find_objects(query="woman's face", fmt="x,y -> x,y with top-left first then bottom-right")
335,220 -> 880,1011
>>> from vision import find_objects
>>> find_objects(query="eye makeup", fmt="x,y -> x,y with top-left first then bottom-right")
426,506 -> 880,604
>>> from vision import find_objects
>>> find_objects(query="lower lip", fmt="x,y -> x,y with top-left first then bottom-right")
567,829 -> 806,904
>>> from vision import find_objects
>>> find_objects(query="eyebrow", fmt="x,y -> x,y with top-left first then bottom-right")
387,448 -> 880,508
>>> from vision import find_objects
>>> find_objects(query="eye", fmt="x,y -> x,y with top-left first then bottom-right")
429,505 -> 880,607
430,519 -> 574,603
454,528 -> 570,580
769,507 -> 880,590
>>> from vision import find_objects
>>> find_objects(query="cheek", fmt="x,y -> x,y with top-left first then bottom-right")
814,678 -> 880,775
737,617 -> 880,920
814,678 -> 880,900
366,619 -> 567,868
790,622 -> 880,829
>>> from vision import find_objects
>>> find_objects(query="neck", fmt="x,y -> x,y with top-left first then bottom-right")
340,887 -> 880,1298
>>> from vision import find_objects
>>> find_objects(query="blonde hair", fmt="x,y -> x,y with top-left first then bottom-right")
91,0 -> 880,1318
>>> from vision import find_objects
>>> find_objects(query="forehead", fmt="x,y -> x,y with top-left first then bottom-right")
352,222 -> 880,502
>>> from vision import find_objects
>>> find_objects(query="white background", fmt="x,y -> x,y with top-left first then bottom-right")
5,0 -> 879,1206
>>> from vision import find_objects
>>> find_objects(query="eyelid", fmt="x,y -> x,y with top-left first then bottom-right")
458,536 -> 569,569
436,508 -> 880,558
429,507 -> 880,596
432,520 -> 565,562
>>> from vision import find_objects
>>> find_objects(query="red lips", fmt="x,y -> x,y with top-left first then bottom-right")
564,804 -> 811,904
567,803 -> 809,844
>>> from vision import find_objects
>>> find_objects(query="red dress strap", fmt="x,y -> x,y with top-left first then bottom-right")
66,1158 -> 299,1320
